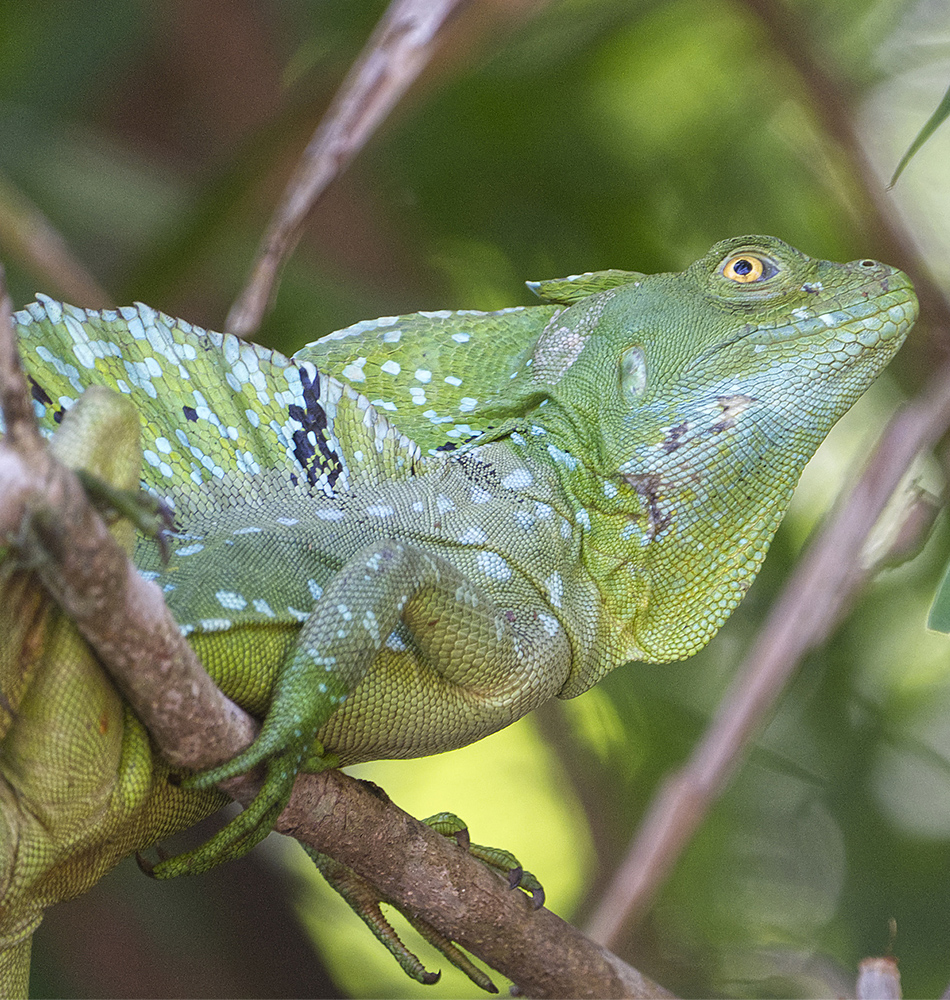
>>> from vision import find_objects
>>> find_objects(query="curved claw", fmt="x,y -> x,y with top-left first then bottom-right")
307,848 -> 497,993
507,866 -> 545,909
423,812 -> 546,908
401,910 -> 498,993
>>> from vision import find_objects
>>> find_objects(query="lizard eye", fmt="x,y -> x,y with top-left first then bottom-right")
721,254 -> 777,283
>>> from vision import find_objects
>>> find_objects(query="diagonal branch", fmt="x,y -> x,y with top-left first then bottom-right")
0,173 -> 112,309
587,0 -> 950,949
225,0 -> 472,339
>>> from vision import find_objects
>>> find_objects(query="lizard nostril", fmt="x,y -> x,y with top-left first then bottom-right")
859,259 -> 876,267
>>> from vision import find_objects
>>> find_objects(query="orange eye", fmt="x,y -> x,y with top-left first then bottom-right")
723,254 -> 766,283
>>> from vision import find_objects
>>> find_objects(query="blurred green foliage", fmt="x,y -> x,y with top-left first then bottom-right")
2,1 -> 949,997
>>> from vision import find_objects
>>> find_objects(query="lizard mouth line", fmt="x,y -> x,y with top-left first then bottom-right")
694,284 -> 916,365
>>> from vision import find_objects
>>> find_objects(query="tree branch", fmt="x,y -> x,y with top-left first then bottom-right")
225,0 -> 472,339
587,0 -> 950,949
0,173 -> 112,309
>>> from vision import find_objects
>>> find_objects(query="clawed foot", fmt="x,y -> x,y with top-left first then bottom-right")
309,808 -> 545,992
135,640 -> 345,879
7,469 -> 174,569
145,736 -> 332,878
307,846 -> 499,993
423,812 -> 545,909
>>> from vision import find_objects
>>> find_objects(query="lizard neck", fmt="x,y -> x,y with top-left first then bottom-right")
503,399 -> 793,672
502,425 -> 658,687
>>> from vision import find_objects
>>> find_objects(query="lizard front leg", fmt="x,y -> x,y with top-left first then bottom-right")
151,539 -> 568,877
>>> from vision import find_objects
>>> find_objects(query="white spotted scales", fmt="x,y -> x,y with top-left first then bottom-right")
4,236 -> 917,894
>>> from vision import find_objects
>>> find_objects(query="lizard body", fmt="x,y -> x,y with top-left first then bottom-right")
0,236 -> 917,992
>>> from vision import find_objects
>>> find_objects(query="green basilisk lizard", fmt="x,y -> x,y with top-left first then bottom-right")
0,236 -> 917,994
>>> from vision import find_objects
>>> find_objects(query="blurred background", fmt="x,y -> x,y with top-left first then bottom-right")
2,1 -> 949,996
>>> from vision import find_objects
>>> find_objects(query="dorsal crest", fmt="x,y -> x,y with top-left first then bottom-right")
9,297 -> 421,517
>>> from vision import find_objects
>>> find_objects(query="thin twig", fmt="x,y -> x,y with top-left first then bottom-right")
225,0 -> 471,338
587,0 -> 950,947
586,367 -> 950,946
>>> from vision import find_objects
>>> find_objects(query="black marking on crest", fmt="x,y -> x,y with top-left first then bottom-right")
29,378 -> 52,407
287,366 -> 344,490
29,377 -> 65,424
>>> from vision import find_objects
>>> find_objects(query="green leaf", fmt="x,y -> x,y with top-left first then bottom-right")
927,558 -> 950,633
890,81 -> 950,187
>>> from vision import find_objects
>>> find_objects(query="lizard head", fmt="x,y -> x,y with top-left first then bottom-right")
532,235 -> 919,667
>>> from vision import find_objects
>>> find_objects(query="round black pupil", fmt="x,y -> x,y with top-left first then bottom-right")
733,258 -> 753,275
